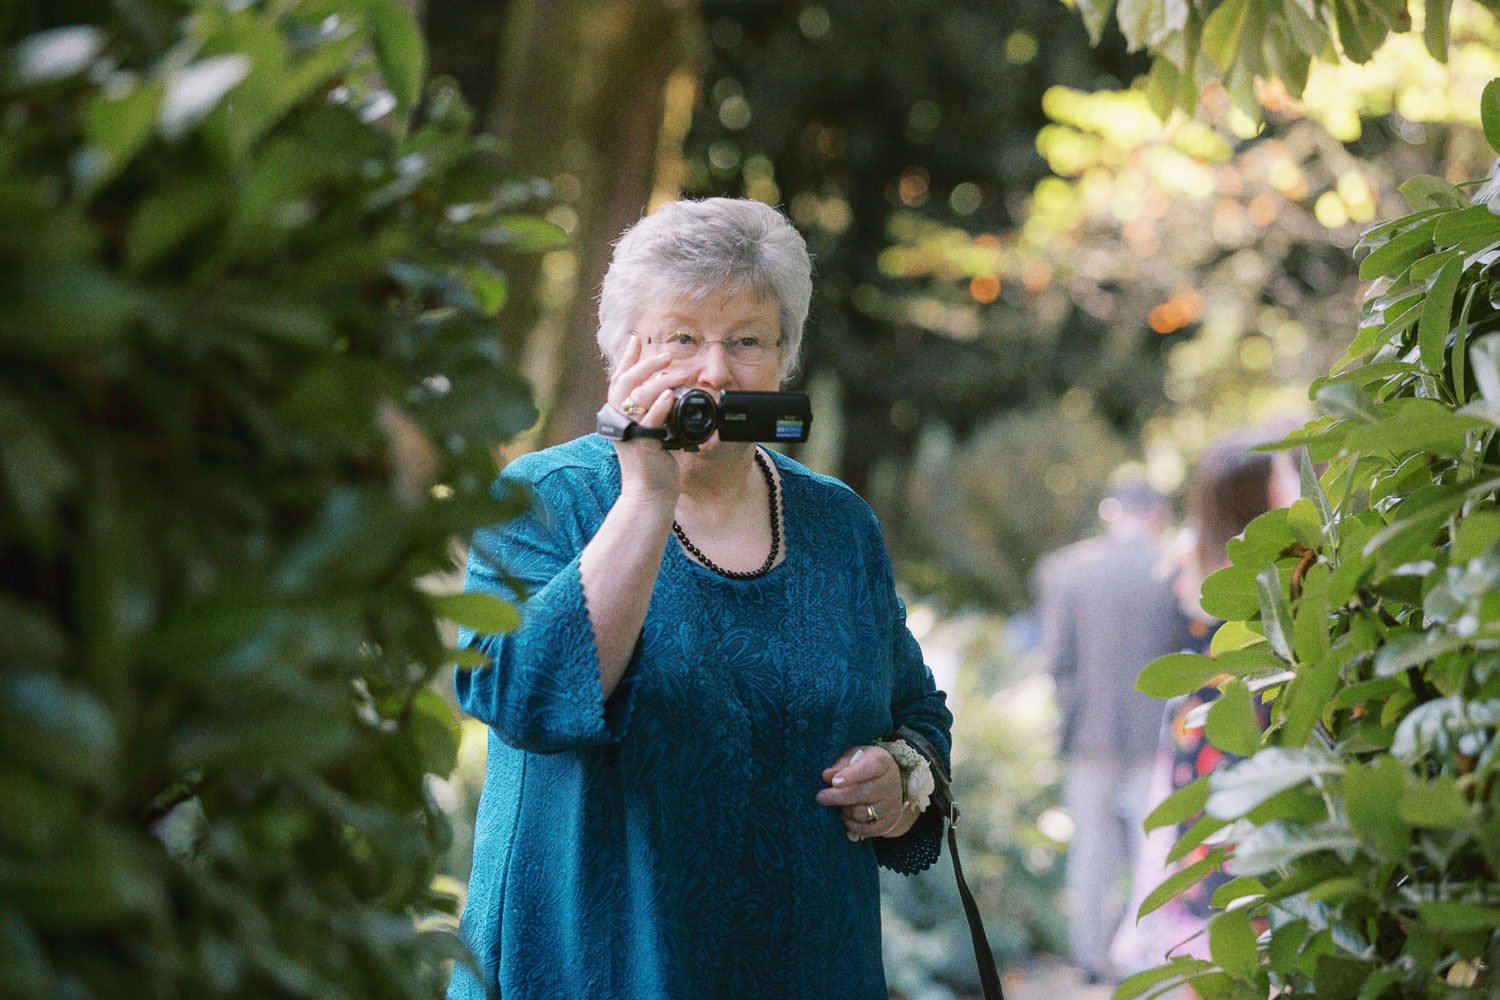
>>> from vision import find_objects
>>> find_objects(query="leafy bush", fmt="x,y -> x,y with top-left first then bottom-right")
1074,0 -> 1488,117
1121,81 -> 1500,999
0,2 -> 549,996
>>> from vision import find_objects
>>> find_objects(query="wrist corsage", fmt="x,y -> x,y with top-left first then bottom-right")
875,738 -> 935,813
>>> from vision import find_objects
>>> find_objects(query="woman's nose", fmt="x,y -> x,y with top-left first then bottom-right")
693,340 -> 733,387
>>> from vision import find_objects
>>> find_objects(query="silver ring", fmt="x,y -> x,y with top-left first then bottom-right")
865,804 -> 879,824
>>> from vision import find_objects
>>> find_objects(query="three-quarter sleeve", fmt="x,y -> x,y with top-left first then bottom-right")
869,520 -> 953,875
454,464 -> 639,753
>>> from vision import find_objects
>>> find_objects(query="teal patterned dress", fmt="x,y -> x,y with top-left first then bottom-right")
447,434 -> 952,1000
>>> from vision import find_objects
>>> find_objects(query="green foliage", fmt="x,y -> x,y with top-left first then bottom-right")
0,2 -> 540,996
1119,83 -> 1500,998
1074,0 -> 1500,118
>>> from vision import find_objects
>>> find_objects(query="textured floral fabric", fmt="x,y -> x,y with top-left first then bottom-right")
447,434 -> 952,1000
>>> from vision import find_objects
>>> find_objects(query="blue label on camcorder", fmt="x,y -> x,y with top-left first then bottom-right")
776,419 -> 803,439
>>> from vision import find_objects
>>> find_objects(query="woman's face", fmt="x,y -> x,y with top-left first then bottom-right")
631,285 -> 783,396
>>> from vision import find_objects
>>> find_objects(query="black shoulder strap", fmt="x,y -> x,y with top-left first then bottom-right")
894,726 -> 1004,1000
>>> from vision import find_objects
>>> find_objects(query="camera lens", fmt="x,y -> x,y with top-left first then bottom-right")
665,387 -> 718,448
678,398 -> 713,435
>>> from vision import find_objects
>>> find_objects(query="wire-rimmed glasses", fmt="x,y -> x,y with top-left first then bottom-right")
641,328 -> 783,366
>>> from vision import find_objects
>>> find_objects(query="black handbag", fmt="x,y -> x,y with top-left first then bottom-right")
894,725 -> 1005,1000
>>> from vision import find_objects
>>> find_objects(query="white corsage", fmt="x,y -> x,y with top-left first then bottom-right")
876,738 -> 935,812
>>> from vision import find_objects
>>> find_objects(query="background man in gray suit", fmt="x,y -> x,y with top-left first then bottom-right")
1036,479 -> 1190,985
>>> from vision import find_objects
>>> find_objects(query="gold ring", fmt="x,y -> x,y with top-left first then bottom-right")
621,401 -> 645,417
865,804 -> 879,824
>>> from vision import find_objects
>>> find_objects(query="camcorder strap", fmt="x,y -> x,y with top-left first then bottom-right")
594,403 -> 668,442
893,725 -> 1005,1000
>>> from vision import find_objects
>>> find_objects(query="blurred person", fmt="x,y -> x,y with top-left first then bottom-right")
1036,479 -> 1191,985
1110,429 -> 1293,983
447,198 -> 952,1000
1174,430 -> 1297,642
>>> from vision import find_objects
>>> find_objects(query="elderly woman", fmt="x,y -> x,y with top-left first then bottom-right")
448,197 -> 952,1000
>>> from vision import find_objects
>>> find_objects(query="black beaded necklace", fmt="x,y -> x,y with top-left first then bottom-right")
672,448 -> 781,580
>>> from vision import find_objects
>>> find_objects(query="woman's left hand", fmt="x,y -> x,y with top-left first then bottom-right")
815,745 -> 917,840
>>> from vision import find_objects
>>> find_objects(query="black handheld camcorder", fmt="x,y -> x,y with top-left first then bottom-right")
596,389 -> 812,451
662,387 -> 812,450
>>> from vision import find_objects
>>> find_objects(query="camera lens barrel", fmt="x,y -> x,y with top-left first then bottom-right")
663,386 -> 719,449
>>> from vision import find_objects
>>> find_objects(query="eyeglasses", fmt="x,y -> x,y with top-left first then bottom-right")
642,329 -> 783,366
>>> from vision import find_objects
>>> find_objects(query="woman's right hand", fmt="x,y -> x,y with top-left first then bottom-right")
607,336 -> 682,509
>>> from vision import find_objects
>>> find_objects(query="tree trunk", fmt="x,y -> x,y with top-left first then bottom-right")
485,1 -> 701,447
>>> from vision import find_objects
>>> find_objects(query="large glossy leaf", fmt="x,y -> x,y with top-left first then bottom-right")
1343,755 -> 1410,858
0,827 -> 163,928
1137,652 -> 1226,698
1472,334 -> 1500,405
1138,849 -> 1230,919
1315,381 -> 1381,423
1373,632 -> 1479,677
1279,650 -> 1344,748
1167,812 -> 1230,865
428,592 -> 522,634
1417,255 -> 1461,372
1398,775 -> 1471,828
1357,216 -> 1438,280
158,55 -> 252,140
1399,174 -> 1467,212
369,0 -> 426,112
1339,398 -> 1488,456
79,76 -> 164,196
0,399 -> 75,542
1333,0 -> 1393,63
0,672 -> 120,787
1114,957 -> 1218,1000
1202,0 -> 1254,67
1226,820 -> 1360,877
9,25 -> 105,85
1424,0 -> 1452,61
1452,511 -> 1500,563
1483,78 -> 1500,154
1256,563 -> 1294,662
1432,204 -> 1500,244
1285,497 -> 1322,551
1206,680 -> 1262,757
1364,477 -> 1500,574
1144,773 -> 1208,833
1209,907 -> 1259,977
1390,695 -> 1500,757
1291,562 -> 1332,664
1206,748 -> 1341,819
1073,0 -> 1118,44
1210,875 -> 1267,910
1415,902 -> 1500,931
1201,508 -> 1294,620
1357,208 -> 1446,251
405,688 -> 462,776
124,175 -> 226,276
0,266 -> 141,352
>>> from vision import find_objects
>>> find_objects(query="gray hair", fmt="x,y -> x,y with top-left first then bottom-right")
597,198 -> 813,384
